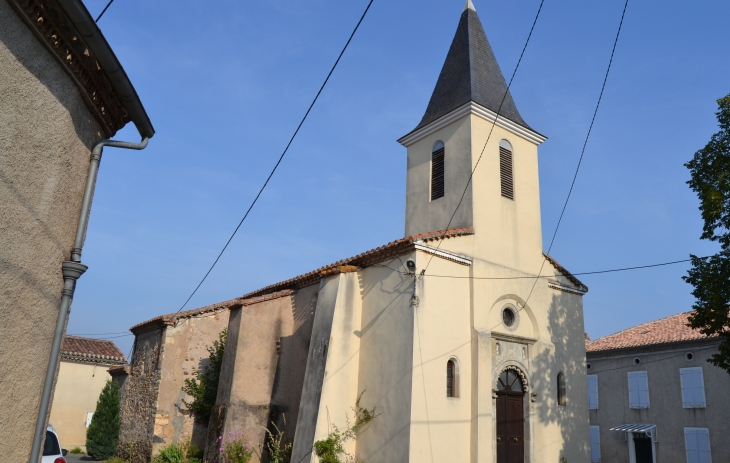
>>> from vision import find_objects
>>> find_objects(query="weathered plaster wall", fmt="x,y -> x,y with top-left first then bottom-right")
117,329 -> 166,463
153,309 -> 230,456
0,2 -> 104,460
587,342 -> 729,463
215,289 -> 315,463
49,360 -> 119,450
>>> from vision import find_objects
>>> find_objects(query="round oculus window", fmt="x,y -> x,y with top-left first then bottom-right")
685,352 -> 694,361
503,308 -> 516,327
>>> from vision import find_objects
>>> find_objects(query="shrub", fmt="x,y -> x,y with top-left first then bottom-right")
313,391 -> 377,463
182,330 -> 226,421
68,447 -> 84,454
86,380 -> 120,460
260,416 -> 292,463
217,431 -> 254,463
152,439 -> 201,463
106,457 -> 131,463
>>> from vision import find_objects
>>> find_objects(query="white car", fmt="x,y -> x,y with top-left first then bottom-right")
41,424 -> 67,463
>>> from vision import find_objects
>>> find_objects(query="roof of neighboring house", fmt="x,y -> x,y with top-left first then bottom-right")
61,335 -> 127,364
128,227 -> 585,335
586,312 -> 718,353
6,0 -> 154,138
410,4 -> 530,133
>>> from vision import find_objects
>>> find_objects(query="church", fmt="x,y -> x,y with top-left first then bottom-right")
116,2 -> 591,463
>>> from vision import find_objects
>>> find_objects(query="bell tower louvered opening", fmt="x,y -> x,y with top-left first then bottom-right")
499,140 -> 514,200
431,141 -> 445,201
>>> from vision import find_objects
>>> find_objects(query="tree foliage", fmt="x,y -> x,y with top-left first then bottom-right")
86,380 -> 121,460
684,94 -> 730,373
182,329 -> 226,421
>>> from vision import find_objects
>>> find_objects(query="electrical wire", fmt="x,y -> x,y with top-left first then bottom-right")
588,345 -> 718,375
66,331 -> 130,336
422,0 -> 546,275
173,0 -> 375,315
521,0 -> 630,308
95,0 -> 115,22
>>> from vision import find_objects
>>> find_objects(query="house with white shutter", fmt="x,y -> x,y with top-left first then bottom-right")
585,312 -> 729,463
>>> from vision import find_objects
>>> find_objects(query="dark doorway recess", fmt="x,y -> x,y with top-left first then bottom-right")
634,434 -> 653,463
496,369 -> 525,463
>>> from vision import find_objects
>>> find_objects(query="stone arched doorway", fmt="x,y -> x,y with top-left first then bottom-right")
496,368 -> 525,463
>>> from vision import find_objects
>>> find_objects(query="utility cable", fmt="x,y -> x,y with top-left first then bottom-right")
173,0 -> 375,315
422,0 -> 546,275
520,0 -> 629,308
588,345 -> 718,375
381,255 -> 704,281
95,0 -> 115,22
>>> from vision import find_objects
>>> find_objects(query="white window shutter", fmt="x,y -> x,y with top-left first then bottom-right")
680,368 -> 706,408
685,428 -> 712,463
638,371 -> 650,408
587,375 -> 598,409
589,426 -> 601,462
628,371 -> 649,408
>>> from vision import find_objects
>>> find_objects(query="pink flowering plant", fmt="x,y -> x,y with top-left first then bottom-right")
217,430 -> 254,463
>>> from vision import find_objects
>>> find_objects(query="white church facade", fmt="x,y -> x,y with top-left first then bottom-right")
116,3 -> 591,463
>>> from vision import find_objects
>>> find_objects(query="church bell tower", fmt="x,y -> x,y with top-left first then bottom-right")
398,0 -> 548,274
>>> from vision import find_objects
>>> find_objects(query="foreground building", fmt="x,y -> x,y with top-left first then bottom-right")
0,0 -> 153,460
586,312 -> 728,463
119,3 -> 591,462
213,3 -> 591,463
49,336 -> 127,451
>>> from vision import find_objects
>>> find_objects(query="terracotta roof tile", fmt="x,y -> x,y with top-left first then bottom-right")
62,336 -> 126,364
240,228 -> 475,299
586,312 -> 718,353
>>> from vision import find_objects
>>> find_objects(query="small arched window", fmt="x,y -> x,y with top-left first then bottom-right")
557,371 -> 566,406
431,141 -> 445,201
499,140 -> 514,200
446,358 -> 459,397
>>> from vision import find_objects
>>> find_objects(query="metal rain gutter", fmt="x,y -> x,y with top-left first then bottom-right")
55,0 -> 155,139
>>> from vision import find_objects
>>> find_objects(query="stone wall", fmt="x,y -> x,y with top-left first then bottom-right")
117,329 -> 165,463
153,309 -> 230,456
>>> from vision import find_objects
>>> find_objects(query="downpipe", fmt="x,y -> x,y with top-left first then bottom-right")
29,137 -> 150,463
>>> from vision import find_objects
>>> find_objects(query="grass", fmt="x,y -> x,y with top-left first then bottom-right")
69,447 -> 84,454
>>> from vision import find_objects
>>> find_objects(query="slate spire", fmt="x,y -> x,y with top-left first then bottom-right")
415,4 -> 530,131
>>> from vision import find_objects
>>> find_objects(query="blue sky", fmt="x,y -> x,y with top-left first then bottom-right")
68,0 -> 730,355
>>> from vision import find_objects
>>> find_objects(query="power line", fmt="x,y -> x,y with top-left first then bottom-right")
422,0 -> 546,275
381,255 -> 702,281
95,0 -> 115,22
422,256 -> 699,281
67,331 -> 130,336
520,0 -> 629,308
588,345 -> 718,375
173,0 -> 375,315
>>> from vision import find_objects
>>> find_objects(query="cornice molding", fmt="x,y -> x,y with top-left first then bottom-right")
414,243 -> 472,266
398,102 -> 547,147
547,279 -> 587,295
7,0 -> 131,137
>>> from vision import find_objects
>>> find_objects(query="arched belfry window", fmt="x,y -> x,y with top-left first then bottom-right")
557,371 -> 567,406
446,358 -> 459,397
499,140 -> 514,200
431,141 -> 445,201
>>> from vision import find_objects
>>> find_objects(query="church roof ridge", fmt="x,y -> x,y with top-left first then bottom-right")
410,5 -> 530,133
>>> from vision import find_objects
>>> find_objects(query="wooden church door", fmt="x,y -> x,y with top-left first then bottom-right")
496,369 -> 525,463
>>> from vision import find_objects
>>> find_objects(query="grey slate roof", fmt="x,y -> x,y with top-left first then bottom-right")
413,6 -> 531,132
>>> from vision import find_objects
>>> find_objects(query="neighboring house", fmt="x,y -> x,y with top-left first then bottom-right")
585,312 -> 729,463
112,300 -> 236,462
49,336 -> 127,451
0,0 -> 153,460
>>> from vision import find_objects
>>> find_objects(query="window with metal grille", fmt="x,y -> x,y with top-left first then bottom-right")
431,141 -> 445,201
557,371 -> 567,406
446,358 -> 459,397
499,140 -> 514,200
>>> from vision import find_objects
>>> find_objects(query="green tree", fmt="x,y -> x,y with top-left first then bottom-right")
86,380 -> 121,460
684,93 -> 730,373
182,329 -> 226,421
